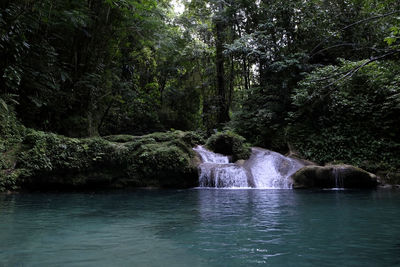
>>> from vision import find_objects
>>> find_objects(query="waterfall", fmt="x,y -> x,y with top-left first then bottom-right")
193,146 -> 229,164
333,166 -> 345,189
193,146 -> 304,189
244,148 -> 304,189
193,146 -> 250,188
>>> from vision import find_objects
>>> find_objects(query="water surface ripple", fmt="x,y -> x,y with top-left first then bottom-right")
1,189 -> 400,266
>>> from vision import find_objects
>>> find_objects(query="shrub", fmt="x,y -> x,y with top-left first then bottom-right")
288,60 -> 400,172
206,131 -> 251,161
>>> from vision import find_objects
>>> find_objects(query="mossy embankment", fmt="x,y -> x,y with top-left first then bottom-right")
1,110 -> 255,192
1,111 -> 208,191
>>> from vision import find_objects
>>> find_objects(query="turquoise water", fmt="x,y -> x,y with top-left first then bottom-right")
1,189 -> 400,266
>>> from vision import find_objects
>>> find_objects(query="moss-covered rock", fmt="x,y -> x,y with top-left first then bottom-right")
376,171 -> 400,187
0,110 -> 26,191
103,135 -> 141,143
1,127 -> 203,191
126,142 -> 197,188
206,131 -> 251,161
14,130 -> 120,190
291,165 -> 378,189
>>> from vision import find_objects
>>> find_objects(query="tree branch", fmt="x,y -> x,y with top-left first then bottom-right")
316,50 -> 400,103
310,43 -> 356,58
310,10 -> 400,55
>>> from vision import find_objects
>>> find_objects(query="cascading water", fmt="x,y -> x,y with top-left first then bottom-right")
333,166 -> 345,189
244,148 -> 304,189
193,146 -> 250,188
193,146 -> 304,189
193,146 -> 229,164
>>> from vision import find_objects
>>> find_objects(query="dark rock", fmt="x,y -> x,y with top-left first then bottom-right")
291,164 -> 378,189
376,171 -> 400,187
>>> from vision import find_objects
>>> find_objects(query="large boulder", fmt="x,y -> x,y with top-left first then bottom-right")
376,171 -> 400,187
291,165 -> 378,189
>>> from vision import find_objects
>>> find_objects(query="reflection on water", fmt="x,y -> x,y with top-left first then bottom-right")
1,189 -> 400,266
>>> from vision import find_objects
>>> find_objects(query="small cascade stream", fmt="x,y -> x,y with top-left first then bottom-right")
333,166 -> 345,190
193,146 -> 304,189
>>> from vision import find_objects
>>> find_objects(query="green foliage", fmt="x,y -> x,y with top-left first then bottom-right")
206,131 -> 251,161
288,60 -> 400,172
2,0 -> 400,187
0,125 -> 202,191
0,0 -> 207,137
385,17 -> 400,47
0,109 -> 24,152
231,84 -> 293,153
18,130 -> 115,176
108,130 -> 202,188
0,141 -> 24,192
0,109 -> 25,191
179,131 -> 206,148
103,135 -> 141,143
145,131 -> 205,147
128,142 -> 194,187
229,0 -> 399,154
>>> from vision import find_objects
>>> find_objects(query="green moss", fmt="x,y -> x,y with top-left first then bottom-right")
19,131 -> 114,173
143,130 -> 205,147
179,131 -> 206,148
0,112 -> 202,191
130,142 -> 196,188
103,135 -> 140,143
118,131 -> 200,188
0,127 -> 202,191
206,131 -> 251,161
0,110 -> 25,152
0,110 -> 26,191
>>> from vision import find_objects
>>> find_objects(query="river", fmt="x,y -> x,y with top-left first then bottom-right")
1,189 -> 400,266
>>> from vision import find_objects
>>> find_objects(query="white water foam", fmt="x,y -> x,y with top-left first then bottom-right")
193,146 -> 304,189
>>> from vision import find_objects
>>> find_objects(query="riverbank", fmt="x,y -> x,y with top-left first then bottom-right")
1,128 -> 205,191
1,111 -> 399,192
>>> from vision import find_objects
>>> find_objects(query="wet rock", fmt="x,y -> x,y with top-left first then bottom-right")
376,171 -> 400,187
291,165 -> 378,189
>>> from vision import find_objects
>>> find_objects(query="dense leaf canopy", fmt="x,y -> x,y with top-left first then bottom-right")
1,0 -> 400,175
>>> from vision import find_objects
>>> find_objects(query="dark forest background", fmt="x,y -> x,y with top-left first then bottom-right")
1,0 -> 400,171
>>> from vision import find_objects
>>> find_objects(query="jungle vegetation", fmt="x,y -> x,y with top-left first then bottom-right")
1,0 -> 400,187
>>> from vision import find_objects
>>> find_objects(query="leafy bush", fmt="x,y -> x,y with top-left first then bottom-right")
0,109 -> 25,191
230,87 -> 289,152
288,60 -> 400,172
19,131 -> 114,173
0,109 -> 24,151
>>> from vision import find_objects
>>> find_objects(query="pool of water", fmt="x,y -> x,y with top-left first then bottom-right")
1,189 -> 400,266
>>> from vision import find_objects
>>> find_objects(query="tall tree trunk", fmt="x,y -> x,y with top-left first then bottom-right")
215,12 -> 229,124
243,56 -> 249,90
228,56 -> 234,109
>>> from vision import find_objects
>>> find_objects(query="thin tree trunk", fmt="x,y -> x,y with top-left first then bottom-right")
243,57 -> 249,90
228,56 -> 234,109
215,13 -> 229,123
